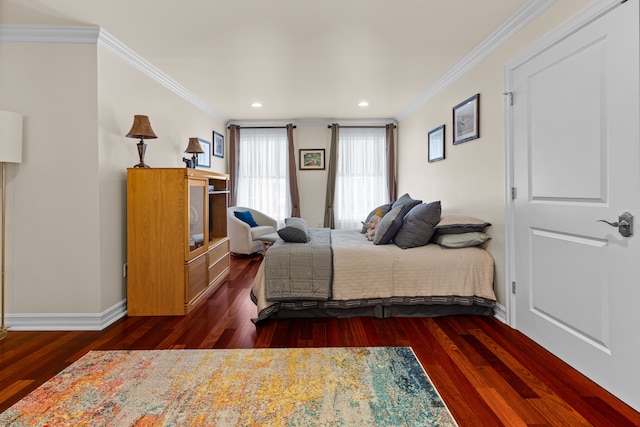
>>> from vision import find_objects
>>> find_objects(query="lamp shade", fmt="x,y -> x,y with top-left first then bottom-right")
126,115 -> 157,140
0,110 -> 23,163
184,138 -> 204,154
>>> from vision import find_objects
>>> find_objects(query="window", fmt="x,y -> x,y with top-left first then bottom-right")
335,127 -> 389,229
236,128 -> 290,222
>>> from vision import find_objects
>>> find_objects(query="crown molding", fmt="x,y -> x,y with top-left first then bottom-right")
395,0 -> 557,121
0,24 -> 228,123
0,24 -> 99,43
96,28 -> 227,122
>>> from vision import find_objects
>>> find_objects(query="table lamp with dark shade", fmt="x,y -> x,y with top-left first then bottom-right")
126,115 -> 157,168
184,138 -> 204,168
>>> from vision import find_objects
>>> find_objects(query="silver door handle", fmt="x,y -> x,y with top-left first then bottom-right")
597,212 -> 633,237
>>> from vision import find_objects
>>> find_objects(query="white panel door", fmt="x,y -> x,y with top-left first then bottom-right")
511,1 -> 639,411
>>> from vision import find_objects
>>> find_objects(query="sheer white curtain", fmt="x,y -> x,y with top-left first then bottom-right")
236,128 -> 290,223
335,127 -> 389,229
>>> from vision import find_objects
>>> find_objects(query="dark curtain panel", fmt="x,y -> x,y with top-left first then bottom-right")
323,124 -> 339,228
286,124 -> 301,217
385,123 -> 397,202
228,124 -> 241,207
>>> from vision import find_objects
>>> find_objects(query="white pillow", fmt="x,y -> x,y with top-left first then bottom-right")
434,232 -> 490,248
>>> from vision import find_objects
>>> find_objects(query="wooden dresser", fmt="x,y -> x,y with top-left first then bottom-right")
126,168 -> 230,315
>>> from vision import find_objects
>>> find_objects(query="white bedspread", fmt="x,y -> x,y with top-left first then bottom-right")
252,229 -> 496,316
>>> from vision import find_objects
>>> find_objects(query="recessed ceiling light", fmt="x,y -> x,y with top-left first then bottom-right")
358,101 -> 369,107
251,102 -> 262,108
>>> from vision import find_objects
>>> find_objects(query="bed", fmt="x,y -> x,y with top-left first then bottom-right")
251,227 -> 496,322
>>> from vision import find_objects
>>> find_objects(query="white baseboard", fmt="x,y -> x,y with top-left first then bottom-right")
493,302 -> 507,324
6,300 -> 127,331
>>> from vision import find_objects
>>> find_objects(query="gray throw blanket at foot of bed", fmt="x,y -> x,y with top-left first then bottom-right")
264,228 -> 333,301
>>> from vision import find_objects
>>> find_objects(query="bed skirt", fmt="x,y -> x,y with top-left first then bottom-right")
251,291 -> 495,322
259,304 -> 494,321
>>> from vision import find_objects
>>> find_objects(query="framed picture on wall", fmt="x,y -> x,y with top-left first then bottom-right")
453,93 -> 479,145
299,149 -> 325,170
197,139 -> 211,168
213,131 -> 224,158
428,124 -> 445,163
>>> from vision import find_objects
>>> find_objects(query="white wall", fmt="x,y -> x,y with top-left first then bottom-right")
397,0 -> 596,306
295,125 -> 332,227
0,42 -> 101,316
0,31 -> 225,329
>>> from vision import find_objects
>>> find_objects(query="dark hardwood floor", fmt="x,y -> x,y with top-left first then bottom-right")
1,254 -> 639,426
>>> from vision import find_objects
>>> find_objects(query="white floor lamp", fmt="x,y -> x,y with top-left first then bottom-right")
0,110 -> 23,340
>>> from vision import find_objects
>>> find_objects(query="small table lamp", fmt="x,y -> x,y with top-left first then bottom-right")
184,138 -> 204,168
0,110 -> 23,340
126,115 -> 157,168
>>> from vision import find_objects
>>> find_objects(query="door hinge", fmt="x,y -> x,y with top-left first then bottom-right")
503,91 -> 514,106
512,281 -> 516,294
511,187 -> 517,200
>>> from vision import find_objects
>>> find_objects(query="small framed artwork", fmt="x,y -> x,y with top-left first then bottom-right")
453,93 -> 480,145
428,124 -> 445,163
213,131 -> 224,158
299,149 -> 325,170
197,138 -> 211,168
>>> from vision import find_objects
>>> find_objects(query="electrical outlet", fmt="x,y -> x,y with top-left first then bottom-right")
123,263 -> 128,278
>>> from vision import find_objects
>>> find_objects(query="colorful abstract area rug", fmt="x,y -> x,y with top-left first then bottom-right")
0,347 -> 457,426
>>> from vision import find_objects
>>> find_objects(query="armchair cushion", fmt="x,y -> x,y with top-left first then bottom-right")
250,226 -> 276,240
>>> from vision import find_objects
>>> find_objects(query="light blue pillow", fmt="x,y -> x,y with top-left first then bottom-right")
234,210 -> 258,227
285,217 -> 309,229
373,205 -> 405,245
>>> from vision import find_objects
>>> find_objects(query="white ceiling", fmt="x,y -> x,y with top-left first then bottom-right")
2,0 -> 531,122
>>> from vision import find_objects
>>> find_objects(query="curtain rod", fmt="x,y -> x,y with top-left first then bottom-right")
327,125 -> 396,129
228,125 -> 296,129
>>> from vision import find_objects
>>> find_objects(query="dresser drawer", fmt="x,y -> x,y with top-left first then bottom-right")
186,253 -> 208,304
208,238 -> 229,266
208,253 -> 230,287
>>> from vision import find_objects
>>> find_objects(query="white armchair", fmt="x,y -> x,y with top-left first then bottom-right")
227,206 -> 278,255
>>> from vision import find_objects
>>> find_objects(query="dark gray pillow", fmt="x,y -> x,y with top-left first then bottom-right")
393,201 -> 442,249
277,217 -> 310,243
373,205 -> 405,245
360,203 -> 392,233
434,215 -> 491,235
392,193 -> 422,220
